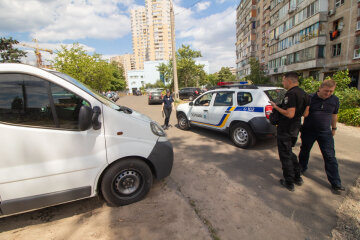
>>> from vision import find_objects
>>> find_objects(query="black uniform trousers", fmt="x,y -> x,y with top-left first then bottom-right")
277,121 -> 301,184
299,130 -> 341,187
163,107 -> 172,127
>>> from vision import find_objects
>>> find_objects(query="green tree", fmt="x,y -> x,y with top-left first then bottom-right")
247,58 -> 270,85
157,62 -> 173,84
202,73 -> 219,87
157,45 -> 206,88
0,37 -> 27,63
53,43 -> 126,92
217,67 -> 236,82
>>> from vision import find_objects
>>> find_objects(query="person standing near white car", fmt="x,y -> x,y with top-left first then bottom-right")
162,89 -> 174,130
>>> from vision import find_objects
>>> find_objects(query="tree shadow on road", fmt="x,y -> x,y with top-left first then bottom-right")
168,134 -> 360,239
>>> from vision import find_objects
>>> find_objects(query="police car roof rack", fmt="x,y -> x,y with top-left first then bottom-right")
219,84 -> 259,89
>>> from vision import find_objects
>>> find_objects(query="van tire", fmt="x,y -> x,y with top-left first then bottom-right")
189,95 -> 194,101
178,113 -> 190,130
230,123 -> 256,148
101,159 -> 153,206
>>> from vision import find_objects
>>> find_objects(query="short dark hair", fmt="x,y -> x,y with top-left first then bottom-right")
284,72 -> 299,82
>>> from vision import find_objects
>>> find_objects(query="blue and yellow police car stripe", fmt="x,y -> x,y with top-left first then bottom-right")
191,106 -> 264,128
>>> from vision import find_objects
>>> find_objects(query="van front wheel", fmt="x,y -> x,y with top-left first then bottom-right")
101,159 -> 153,206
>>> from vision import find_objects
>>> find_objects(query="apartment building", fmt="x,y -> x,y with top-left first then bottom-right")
131,0 -> 173,70
110,54 -> 136,86
326,0 -> 360,88
236,0 -> 360,89
236,0 -> 258,79
267,0 -> 328,81
131,7 -> 147,70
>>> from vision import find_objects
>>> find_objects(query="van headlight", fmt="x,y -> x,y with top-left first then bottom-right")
150,122 -> 166,136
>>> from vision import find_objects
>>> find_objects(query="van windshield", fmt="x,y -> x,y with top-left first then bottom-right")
49,71 -> 120,110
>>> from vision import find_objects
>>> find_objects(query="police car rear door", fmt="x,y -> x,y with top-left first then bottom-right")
189,92 -> 215,126
207,91 -> 235,130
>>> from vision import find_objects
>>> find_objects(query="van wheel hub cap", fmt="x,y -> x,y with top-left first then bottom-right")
114,170 -> 141,195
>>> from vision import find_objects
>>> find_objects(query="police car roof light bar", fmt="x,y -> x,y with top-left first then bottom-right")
219,84 -> 259,89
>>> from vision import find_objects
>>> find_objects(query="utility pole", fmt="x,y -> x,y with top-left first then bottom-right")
170,2 -> 179,99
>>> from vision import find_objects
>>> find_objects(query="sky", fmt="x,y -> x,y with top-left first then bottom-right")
0,0 -> 238,73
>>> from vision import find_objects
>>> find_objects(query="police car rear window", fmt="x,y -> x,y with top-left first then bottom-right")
237,92 -> 252,106
264,89 -> 286,105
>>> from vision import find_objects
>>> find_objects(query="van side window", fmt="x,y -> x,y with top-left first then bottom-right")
0,74 -> 56,127
0,73 -> 90,130
214,92 -> 233,106
50,83 -> 90,130
237,92 -> 252,106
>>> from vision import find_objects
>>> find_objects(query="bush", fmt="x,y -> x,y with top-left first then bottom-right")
338,108 -> 360,126
299,76 -> 321,94
336,88 -> 360,109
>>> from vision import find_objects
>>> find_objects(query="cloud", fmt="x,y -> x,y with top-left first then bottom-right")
0,0 -> 134,42
175,6 -> 236,73
195,1 -> 211,12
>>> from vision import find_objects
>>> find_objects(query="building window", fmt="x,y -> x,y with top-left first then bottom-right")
332,43 -> 341,57
318,45 -> 325,58
357,21 -> 360,31
335,0 -> 344,8
354,49 -> 360,59
356,36 -> 360,45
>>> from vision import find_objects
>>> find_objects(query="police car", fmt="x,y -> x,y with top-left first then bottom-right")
176,85 -> 286,148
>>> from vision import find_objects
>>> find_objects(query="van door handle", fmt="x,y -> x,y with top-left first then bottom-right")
204,110 -> 208,112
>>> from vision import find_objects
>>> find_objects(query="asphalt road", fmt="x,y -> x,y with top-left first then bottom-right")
1,95 -> 359,240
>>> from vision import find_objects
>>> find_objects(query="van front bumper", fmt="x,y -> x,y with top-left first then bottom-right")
148,140 -> 173,179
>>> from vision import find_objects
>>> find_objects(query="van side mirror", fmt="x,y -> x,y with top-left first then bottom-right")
79,105 -> 93,131
92,106 -> 102,130
189,102 -> 193,106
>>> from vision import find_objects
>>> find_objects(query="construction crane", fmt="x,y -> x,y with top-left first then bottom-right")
19,39 -> 53,68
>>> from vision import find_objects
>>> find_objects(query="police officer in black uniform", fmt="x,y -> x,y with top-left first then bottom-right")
162,89 -> 174,130
270,72 -> 309,192
299,79 -> 345,194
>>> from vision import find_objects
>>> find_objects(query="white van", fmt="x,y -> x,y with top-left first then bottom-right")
0,63 -> 173,216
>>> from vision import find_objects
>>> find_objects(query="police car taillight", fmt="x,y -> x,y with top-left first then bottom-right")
149,93 -> 152,99
265,105 -> 273,119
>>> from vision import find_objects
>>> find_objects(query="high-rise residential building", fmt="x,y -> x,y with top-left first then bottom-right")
266,0 -> 328,82
131,0 -> 173,70
110,54 -> 136,86
325,0 -> 360,88
236,0 -> 360,89
131,7 -> 147,70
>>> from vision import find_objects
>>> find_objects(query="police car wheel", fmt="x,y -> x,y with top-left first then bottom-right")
178,113 -> 190,130
230,123 -> 256,148
101,158 -> 153,206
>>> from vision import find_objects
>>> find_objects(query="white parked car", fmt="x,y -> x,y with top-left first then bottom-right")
176,85 -> 286,148
0,63 -> 173,216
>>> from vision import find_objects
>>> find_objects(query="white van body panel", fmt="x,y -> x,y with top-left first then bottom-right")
102,105 -> 158,164
0,65 -> 107,201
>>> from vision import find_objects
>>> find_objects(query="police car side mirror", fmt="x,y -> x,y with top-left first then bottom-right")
189,102 -> 193,106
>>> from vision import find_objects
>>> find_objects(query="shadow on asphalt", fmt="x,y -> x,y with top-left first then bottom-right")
0,197 -> 103,232
174,124 -> 278,151
168,134 -> 360,239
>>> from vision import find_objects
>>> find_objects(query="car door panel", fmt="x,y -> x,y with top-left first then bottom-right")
0,73 -> 107,202
207,92 -> 235,130
189,92 -> 215,127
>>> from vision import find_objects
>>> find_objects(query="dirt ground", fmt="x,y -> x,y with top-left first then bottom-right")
1,95 -> 359,240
